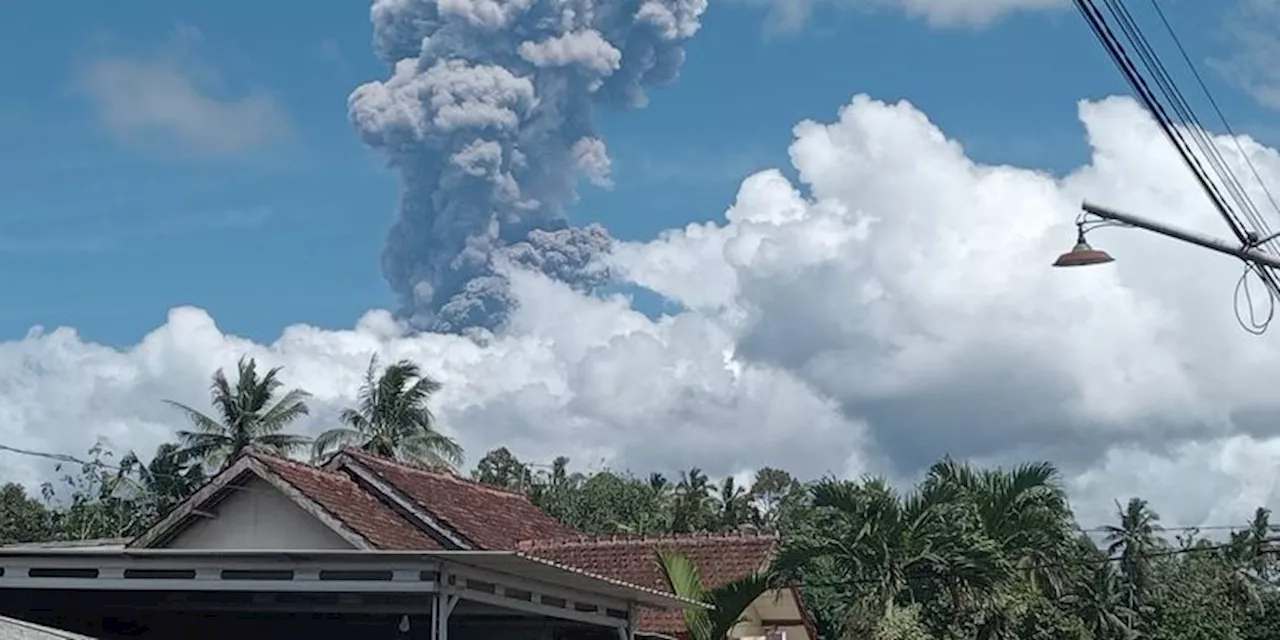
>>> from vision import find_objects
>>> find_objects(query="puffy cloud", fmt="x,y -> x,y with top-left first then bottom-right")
8,92 -> 1280,530
742,0 -> 1067,35
617,93 -> 1280,523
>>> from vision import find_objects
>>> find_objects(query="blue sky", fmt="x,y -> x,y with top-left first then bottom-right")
0,0 -> 1270,345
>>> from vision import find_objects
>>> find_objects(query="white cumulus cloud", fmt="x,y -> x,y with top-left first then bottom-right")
8,92 -> 1280,531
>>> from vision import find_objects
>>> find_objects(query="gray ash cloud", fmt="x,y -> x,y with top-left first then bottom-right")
350,0 -> 707,333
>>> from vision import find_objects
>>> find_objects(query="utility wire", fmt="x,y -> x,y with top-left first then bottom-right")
1140,0 -> 1280,332
1147,0 -> 1280,230
1073,0 -> 1280,332
1112,0 -> 1273,253
1106,0 -> 1271,244
1075,0 -> 1252,247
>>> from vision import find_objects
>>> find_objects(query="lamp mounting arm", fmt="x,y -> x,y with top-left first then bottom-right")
1080,201 -> 1280,271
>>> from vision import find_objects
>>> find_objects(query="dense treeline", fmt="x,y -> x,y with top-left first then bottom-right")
477,449 -> 1280,640
2,356 -> 1280,639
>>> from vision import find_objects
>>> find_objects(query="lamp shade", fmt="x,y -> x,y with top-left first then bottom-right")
1053,239 -> 1115,267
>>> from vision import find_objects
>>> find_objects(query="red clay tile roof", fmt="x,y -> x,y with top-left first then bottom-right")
337,447 -> 579,549
251,452 -> 442,550
518,532 -> 780,636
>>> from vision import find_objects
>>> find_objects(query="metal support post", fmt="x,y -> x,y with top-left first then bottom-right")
1081,201 -> 1280,270
617,604 -> 636,640
431,567 -> 459,640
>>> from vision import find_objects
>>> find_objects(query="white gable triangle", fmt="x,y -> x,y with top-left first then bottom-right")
162,475 -> 355,550
130,455 -> 371,551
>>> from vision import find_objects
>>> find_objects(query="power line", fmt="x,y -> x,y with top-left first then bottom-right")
1108,0 -> 1275,247
1079,523 -> 1270,534
0,443 -> 258,498
1147,0 -> 1280,228
1075,0 -> 1252,247
0,443 -> 91,468
1073,0 -> 1280,333
1140,0 -> 1280,333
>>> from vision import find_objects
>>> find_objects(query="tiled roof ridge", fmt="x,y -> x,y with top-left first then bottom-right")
245,449 -> 441,550
339,446 -> 532,499
247,450 -> 331,475
517,530 -> 780,551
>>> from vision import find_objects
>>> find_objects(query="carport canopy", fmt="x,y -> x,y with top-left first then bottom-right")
0,547 -> 705,640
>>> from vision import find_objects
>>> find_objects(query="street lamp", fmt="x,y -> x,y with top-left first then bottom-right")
1053,201 -> 1280,272
1053,226 -> 1115,267
1059,202 -> 1280,335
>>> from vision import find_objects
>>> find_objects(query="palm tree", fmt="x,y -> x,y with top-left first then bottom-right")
716,476 -> 753,531
1103,497 -> 1164,629
654,549 -> 772,640
615,473 -> 675,535
1228,507 -> 1277,584
648,472 -> 673,507
924,458 -> 1075,597
166,357 -> 312,471
1062,561 -> 1138,640
311,356 -> 463,470
777,477 -> 1006,628
118,443 -> 206,522
672,468 -> 717,533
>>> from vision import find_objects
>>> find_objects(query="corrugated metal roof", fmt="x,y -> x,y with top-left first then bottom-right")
0,616 -> 96,639
444,550 -> 707,610
0,548 -> 705,611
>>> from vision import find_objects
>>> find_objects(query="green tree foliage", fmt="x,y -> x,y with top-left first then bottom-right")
463,448 -> 1280,640
0,482 -> 52,544
117,442 -> 206,526
776,460 -> 1280,640
34,443 -> 206,541
872,604 -> 931,640
472,446 -> 533,491
747,467 -> 808,532
167,357 -> 312,470
654,548 -> 772,640
312,357 -> 463,469
5,360 -> 1280,640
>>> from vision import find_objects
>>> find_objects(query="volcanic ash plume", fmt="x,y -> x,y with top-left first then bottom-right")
350,0 -> 708,333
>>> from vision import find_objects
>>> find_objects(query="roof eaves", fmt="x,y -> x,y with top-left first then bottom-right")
331,453 -> 475,550
509,551 -> 709,610
788,585 -> 821,640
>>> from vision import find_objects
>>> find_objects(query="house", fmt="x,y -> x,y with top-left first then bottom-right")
0,448 -> 814,640
520,534 -> 817,640
131,447 -> 580,552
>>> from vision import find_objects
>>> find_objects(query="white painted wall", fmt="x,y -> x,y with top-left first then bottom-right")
0,614 -> 97,639
730,589 -> 811,640
164,477 -> 354,550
